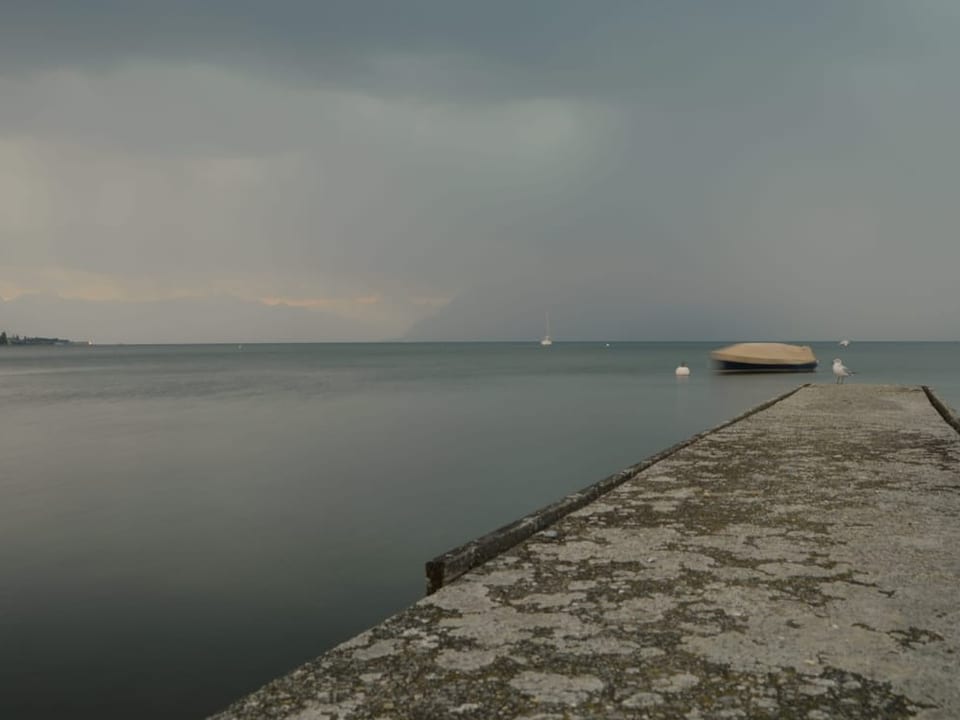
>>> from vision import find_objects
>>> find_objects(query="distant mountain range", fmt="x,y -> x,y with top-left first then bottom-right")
0,294 -> 375,344
5,284 -> 952,345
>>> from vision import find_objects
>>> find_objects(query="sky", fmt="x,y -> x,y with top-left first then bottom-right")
1,1 -> 958,342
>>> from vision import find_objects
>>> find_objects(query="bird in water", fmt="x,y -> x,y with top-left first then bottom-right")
675,362 -> 690,377
832,358 -> 854,384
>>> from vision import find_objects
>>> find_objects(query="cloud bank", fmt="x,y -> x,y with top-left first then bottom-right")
1,1 -> 958,341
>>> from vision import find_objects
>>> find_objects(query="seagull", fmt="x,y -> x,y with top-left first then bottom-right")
675,362 -> 690,377
832,358 -> 854,384
839,339 -> 850,347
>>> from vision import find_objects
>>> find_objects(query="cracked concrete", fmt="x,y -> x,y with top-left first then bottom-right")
211,385 -> 960,720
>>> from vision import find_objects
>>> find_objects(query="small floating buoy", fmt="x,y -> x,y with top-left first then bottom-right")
675,362 -> 690,377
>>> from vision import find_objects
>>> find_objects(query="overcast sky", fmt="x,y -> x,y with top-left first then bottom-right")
1,1 -> 958,342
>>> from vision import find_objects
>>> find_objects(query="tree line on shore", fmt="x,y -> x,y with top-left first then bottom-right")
0,331 -> 77,346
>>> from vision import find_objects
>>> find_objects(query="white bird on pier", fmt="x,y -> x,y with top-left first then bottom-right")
832,358 -> 854,384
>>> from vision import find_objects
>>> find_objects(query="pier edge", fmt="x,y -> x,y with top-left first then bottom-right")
425,382 -> 810,593
922,385 -> 960,434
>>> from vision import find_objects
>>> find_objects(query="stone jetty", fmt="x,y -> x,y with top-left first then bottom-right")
212,384 -> 960,720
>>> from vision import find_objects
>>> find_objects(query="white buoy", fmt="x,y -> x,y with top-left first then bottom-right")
675,362 -> 690,377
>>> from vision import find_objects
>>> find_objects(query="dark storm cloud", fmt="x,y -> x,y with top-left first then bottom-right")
0,1 -> 916,101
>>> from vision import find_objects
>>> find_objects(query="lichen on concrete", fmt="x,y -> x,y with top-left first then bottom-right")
211,385 -> 960,720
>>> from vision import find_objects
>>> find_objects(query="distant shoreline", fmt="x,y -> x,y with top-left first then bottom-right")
0,335 -> 90,346
2,339 -> 958,347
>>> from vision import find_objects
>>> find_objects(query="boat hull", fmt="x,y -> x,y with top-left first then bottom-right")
710,342 -> 819,374
714,359 -> 818,374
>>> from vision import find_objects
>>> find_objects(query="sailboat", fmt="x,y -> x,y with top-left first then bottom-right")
540,312 -> 553,346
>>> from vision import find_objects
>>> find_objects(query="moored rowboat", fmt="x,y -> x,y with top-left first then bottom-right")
711,342 -> 818,373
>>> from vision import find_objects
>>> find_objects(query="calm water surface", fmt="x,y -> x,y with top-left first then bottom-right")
1,342 -> 957,718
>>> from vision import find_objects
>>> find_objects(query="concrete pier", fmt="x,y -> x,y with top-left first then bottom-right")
212,385 -> 960,720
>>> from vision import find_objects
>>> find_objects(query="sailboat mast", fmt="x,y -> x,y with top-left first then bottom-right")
540,310 -> 553,346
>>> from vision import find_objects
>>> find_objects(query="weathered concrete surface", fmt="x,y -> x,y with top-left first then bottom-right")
212,385 -> 960,720
425,385 -> 806,595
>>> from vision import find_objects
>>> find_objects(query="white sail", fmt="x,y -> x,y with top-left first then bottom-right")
540,312 -> 553,346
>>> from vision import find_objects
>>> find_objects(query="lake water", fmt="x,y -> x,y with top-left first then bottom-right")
1,341 -> 958,718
